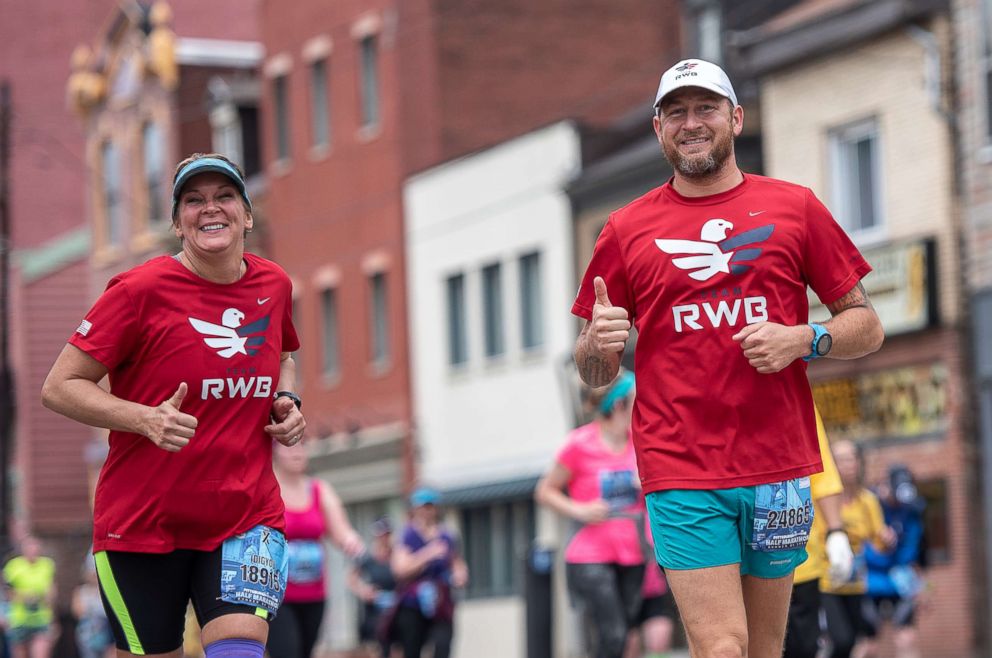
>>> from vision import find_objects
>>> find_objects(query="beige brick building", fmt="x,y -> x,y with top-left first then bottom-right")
738,1 -> 979,655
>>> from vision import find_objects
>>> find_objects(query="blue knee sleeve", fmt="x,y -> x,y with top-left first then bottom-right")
203,638 -> 265,658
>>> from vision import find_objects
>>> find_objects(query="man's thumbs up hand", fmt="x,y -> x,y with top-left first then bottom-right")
590,277 -> 630,355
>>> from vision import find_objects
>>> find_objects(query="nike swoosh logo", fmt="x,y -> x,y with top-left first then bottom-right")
748,211 -> 766,217
257,297 -> 271,305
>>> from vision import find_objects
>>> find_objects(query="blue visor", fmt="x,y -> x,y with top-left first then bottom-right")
410,487 -> 440,507
171,157 -> 251,217
599,371 -> 635,415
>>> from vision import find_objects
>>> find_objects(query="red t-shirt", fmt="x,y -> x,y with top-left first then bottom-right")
69,253 -> 299,553
572,174 -> 871,493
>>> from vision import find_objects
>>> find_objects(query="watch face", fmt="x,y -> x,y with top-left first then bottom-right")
816,333 -> 833,356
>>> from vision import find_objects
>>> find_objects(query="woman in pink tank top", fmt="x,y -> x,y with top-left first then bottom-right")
267,441 -> 365,658
535,371 -> 647,658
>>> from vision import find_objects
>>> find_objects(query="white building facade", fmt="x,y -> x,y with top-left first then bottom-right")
404,121 -> 583,658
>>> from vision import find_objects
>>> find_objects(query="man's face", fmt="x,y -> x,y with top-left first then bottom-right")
653,88 -> 742,179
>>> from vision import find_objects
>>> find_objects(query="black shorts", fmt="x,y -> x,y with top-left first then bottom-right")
94,547 -> 270,654
636,590 -> 676,625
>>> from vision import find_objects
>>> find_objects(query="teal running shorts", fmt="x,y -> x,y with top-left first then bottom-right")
646,478 -> 812,579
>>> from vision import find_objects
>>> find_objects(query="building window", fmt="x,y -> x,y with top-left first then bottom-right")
369,272 -> 389,365
461,500 -> 535,599
210,103 -> 244,171
446,273 -> 468,366
102,141 -> 123,246
693,3 -> 723,64
481,263 -> 504,358
320,288 -> 340,376
273,75 -> 291,161
142,122 -> 164,225
918,478 -> 951,565
359,36 -> 380,128
239,106 -> 261,176
310,58 -> 330,148
830,118 -> 883,237
519,252 -> 543,350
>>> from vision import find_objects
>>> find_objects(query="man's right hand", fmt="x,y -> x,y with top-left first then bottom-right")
143,383 -> 198,452
589,277 -> 630,355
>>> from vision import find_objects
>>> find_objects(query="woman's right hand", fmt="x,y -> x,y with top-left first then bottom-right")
142,383 -> 198,452
574,500 -> 610,525
420,539 -> 450,563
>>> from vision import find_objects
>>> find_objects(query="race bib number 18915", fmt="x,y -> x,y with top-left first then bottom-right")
220,525 -> 289,616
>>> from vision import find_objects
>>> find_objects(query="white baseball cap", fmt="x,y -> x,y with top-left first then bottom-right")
654,58 -> 738,109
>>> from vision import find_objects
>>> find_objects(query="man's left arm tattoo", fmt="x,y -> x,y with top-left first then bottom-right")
826,281 -> 873,316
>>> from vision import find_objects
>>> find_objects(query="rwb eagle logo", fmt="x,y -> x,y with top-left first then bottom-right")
655,219 -> 775,282
189,308 -> 270,358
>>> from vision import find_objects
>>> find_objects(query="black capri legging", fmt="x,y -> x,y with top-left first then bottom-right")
822,593 -> 870,658
266,600 -> 326,658
566,562 -> 645,658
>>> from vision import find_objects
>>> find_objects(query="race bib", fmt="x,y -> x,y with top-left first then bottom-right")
751,478 -> 813,552
286,539 -> 325,585
220,525 -> 288,616
599,469 -> 638,511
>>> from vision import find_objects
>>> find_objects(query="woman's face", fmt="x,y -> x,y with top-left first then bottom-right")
21,537 -> 40,560
832,440 -> 861,485
173,171 -> 252,259
273,440 -> 309,475
413,503 -> 438,524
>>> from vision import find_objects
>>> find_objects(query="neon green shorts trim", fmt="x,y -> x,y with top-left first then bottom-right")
646,484 -> 808,579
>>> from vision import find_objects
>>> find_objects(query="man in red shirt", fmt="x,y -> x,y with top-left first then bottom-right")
571,59 -> 884,658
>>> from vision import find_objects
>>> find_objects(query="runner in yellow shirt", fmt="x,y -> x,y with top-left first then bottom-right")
3,536 -> 56,658
820,440 -> 894,658
784,408 -> 853,658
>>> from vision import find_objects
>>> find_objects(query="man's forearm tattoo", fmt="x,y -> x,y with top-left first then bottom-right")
576,353 -> 615,387
827,281 -> 872,315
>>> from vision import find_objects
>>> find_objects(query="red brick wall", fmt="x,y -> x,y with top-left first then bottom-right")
0,0 -> 113,249
169,0 -> 260,42
0,0 -> 113,548
259,0 -> 413,439
809,327 -> 976,657
13,261 -> 94,534
434,0 -> 682,160
258,0 -> 685,447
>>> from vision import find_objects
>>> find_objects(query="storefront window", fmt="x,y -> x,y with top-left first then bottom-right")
812,363 -> 947,444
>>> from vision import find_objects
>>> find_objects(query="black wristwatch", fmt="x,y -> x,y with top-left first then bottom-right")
275,390 -> 302,410
826,527 -> 847,537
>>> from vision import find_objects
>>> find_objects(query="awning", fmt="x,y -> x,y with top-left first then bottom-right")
440,475 -> 541,507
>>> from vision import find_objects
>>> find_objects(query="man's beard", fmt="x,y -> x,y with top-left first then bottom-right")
662,127 -> 734,179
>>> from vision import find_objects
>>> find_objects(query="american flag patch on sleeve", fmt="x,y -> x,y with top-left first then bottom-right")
76,319 -> 92,336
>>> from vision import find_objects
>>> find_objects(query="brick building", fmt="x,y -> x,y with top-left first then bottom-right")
4,0 -> 263,611
953,0 -> 992,650
1,0 -> 118,604
257,0 -> 683,650
737,0 -> 979,655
